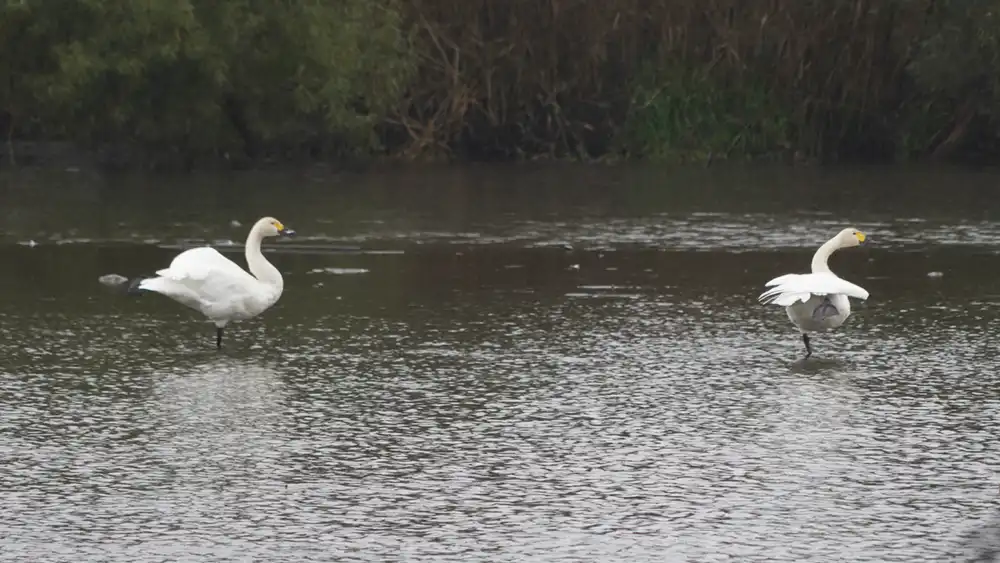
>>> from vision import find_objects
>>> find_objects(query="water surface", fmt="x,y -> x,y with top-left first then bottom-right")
0,164 -> 998,562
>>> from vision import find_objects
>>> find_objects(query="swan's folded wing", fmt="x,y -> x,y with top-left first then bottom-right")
144,247 -> 258,304
158,247 -> 255,283
758,272 -> 869,306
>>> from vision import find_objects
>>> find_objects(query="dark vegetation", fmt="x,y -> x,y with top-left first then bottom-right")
1,0 -> 999,168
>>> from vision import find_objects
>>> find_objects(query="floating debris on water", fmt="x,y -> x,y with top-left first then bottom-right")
97,273 -> 129,289
307,267 -> 370,275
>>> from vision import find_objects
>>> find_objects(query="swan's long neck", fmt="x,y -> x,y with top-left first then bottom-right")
810,236 -> 842,274
245,226 -> 283,291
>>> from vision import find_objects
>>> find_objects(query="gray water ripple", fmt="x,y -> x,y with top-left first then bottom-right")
3,167 -> 1000,560
1,290 -> 998,561
8,213 -> 1000,254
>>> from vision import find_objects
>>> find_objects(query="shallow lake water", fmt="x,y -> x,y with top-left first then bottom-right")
0,164 -> 999,562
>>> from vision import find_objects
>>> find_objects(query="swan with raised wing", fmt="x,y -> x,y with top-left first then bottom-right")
132,217 -> 295,348
758,227 -> 869,358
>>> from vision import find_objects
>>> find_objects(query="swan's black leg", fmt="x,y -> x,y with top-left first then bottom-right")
802,333 -> 813,359
216,327 -> 224,349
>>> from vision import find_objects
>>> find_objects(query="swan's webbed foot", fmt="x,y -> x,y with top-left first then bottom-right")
811,297 -> 840,322
802,333 -> 813,359
216,327 -> 224,349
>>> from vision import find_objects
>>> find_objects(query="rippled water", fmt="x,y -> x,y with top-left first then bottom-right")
1,164 -> 999,562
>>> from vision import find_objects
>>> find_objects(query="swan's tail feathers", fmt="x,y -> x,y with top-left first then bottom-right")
136,276 -> 173,295
135,276 -> 205,312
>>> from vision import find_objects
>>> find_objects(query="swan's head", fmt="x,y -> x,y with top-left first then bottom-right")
836,227 -> 866,248
256,217 -> 296,238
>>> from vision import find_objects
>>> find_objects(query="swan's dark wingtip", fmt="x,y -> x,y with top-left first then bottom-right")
125,276 -> 152,296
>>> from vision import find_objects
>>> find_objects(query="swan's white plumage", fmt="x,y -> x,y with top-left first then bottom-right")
758,272 -> 869,307
136,217 -> 294,346
758,227 -> 868,356
139,246 -> 276,323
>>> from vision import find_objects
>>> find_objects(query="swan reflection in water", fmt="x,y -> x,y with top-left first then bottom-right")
142,359 -> 290,475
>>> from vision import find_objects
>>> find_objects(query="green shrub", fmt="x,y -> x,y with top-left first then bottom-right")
0,0 -> 415,163
619,65 -> 791,163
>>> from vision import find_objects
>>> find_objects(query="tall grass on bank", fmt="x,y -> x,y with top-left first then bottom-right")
3,0 -> 1000,167
619,66 -> 791,163
393,0 -> 1000,164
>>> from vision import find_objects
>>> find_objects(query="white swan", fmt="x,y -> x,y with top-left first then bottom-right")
758,227 -> 869,358
135,217 -> 295,348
